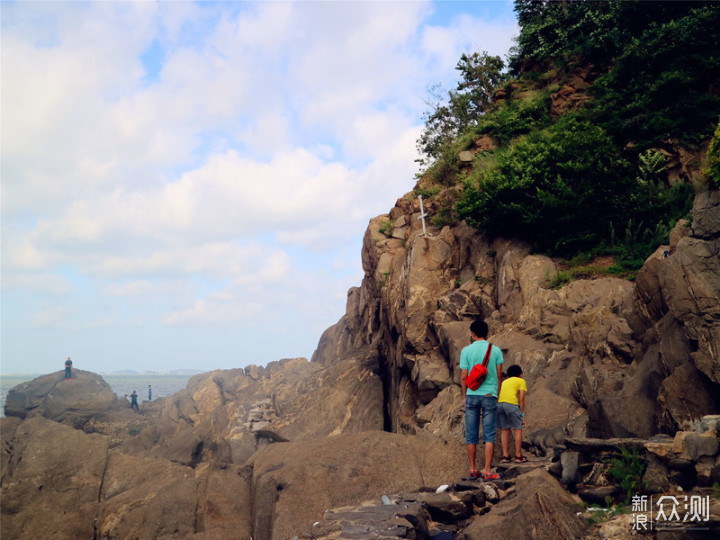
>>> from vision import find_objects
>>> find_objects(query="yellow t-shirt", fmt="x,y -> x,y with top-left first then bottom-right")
498,376 -> 527,405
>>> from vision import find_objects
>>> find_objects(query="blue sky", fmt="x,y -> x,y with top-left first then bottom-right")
1,1 -> 518,375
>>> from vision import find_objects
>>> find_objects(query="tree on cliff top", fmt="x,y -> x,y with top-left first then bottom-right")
416,52 -> 505,167
417,0 -> 718,268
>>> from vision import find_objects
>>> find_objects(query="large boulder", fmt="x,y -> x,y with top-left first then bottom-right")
462,468 -> 587,540
4,370 -> 122,424
0,416 -> 109,539
1,415 -> 254,539
249,430 -> 468,540
632,192 -> 720,431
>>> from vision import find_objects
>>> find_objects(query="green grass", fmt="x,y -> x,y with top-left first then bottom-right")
379,219 -> 395,237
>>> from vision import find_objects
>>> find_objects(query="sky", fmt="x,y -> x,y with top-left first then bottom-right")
1,0 -> 518,375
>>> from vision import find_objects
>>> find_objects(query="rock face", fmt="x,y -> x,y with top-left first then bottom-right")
2,188 -> 719,539
2,355 -> 385,539
315,188 -> 720,450
462,468 -> 587,540
249,431 -> 467,540
633,190 -> 720,431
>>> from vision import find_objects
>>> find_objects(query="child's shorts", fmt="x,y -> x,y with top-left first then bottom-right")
498,402 -> 523,430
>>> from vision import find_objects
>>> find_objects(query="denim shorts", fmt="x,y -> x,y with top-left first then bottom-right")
498,402 -> 523,430
465,394 -> 498,444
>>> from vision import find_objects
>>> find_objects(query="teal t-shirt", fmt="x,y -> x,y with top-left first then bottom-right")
460,340 -> 503,397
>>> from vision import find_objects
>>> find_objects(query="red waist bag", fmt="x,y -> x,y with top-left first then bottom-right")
466,343 -> 493,391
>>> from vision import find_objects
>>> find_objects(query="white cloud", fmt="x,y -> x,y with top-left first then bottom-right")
1,272 -> 72,295
421,13 -> 518,67
164,296 -> 263,326
31,306 -> 71,329
9,145 -> 406,263
1,0 -> 519,373
101,280 -> 154,297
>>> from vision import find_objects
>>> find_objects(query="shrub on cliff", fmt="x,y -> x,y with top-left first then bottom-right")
707,120 -> 720,190
456,115 -> 633,255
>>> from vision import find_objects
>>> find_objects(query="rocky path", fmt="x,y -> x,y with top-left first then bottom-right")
303,424 -> 720,540
305,459 -> 558,539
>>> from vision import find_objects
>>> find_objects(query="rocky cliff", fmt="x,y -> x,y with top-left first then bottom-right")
315,188 -> 720,448
2,189 -> 719,539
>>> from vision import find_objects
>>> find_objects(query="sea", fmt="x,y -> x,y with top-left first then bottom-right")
0,373 -> 198,418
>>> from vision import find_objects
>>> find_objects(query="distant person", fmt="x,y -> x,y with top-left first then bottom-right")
148,385 -> 152,401
64,357 -> 73,380
130,390 -> 139,411
460,318 -> 503,480
498,364 -> 528,463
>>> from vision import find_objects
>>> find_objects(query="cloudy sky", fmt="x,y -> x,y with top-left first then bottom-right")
1,1 -> 518,375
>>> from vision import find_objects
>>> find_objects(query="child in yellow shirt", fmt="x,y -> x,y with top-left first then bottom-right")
498,364 -> 528,463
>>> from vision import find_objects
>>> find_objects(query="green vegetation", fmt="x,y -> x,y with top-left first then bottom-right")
457,114 -> 635,255
547,270 -> 572,290
414,2 -> 717,278
412,186 -> 442,199
417,52 -> 505,166
606,445 -> 647,504
474,89 -> 552,146
430,207 -> 455,229
581,503 -> 629,527
707,121 -> 720,189
588,4 -> 720,148
379,219 -> 395,237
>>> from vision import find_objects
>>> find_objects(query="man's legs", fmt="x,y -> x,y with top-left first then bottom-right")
483,441 -> 494,475
480,395 -> 498,475
465,395 -> 481,474
466,443 -> 477,472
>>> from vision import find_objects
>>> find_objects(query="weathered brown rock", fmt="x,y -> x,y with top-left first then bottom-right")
4,369 -> 122,424
312,501 -> 429,539
461,468 -> 587,540
124,352 -> 384,467
1,408 -> 254,540
1,416 -> 108,539
315,186 -> 720,445
249,431 -> 467,540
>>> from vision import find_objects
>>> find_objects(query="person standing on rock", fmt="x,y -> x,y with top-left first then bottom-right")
498,364 -> 528,464
148,385 -> 152,401
64,357 -> 73,380
130,390 -> 139,411
460,318 -> 503,480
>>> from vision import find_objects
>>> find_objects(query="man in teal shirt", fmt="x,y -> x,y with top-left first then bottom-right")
460,319 -> 503,480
